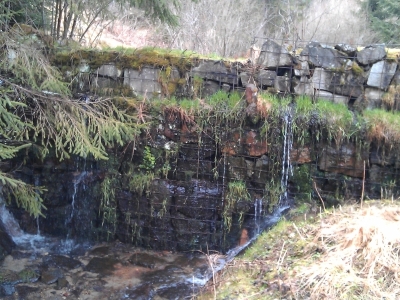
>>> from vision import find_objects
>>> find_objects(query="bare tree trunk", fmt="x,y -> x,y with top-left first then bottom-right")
69,12 -> 79,39
41,0 -> 46,30
51,0 -> 57,37
5,0 -> 11,30
62,0 -> 74,40
54,0 -> 61,39
62,0 -> 69,39
78,1 -> 112,43
69,0 -> 84,39
56,0 -> 65,40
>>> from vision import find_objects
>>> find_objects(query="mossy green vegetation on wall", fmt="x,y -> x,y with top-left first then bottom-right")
52,47 -> 200,74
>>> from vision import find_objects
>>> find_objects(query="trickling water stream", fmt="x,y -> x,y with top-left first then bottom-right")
66,172 -> 88,230
279,107 -> 294,205
254,198 -> 263,235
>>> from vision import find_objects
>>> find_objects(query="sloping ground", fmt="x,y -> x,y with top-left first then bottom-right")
197,200 -> 400,299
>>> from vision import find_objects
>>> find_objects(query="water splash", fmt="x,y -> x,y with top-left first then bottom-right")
0,202 -> 46,253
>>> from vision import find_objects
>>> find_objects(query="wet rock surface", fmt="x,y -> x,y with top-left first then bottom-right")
0,241 -> 212,299
42,255 -> 82,270
84,256 -> 121,275
128,252 -> 166,269
41,268 -> 64,285
0,227 -> 15,261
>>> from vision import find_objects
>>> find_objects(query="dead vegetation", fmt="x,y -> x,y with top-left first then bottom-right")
197,200 -> 400,299
296,203 -> 400,299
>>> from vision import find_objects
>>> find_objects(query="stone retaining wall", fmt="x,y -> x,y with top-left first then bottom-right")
63,40 -> 400,112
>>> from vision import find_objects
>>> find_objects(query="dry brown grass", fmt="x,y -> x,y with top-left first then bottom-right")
255,95 -> 272,119
295,203 -> 400,300
382,85 -> 400,111
364,110 -> 400,145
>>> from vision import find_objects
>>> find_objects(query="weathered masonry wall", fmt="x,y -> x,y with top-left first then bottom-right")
56,40 -> 400,111
6,40 -> 400,253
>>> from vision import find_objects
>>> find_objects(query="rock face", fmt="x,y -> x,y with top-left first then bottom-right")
257,70 -> 277,87
292,76 -> 313,95
363,88 -> 385,109
300,42 -> 349,69
124,66 -> 162,97
257,39 -> 293,68
314,90 -> 349,105
0,225 -> 15,261
97,63 -> 122,78
367,60 -> 397,90
356,44 -> 386,65
294,60 -> 310,77
329,69 -> 365,98
335,44 -> 357,57
190,60 -> 238,85
6,99 -> 398,254
318,144 -> 367,178
312,68 -> 333,91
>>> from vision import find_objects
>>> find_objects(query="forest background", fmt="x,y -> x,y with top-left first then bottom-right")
8,0 -> 400,57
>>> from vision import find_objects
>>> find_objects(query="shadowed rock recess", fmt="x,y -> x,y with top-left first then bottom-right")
2,39 -> 400,255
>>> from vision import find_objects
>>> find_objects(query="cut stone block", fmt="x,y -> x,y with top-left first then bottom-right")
190,60 -> 238,85
123,66 -> 162,97
367,60 -> 397,90
257,39 -> 292,68
356,44 -> 386,65
97,64 -> 122,78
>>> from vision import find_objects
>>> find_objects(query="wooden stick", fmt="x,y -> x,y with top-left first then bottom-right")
361,160 -> 365,209
293,223 -> 305,240
313,181 -> 326,212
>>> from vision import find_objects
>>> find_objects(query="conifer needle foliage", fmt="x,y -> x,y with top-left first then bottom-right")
0,29 -> 143,217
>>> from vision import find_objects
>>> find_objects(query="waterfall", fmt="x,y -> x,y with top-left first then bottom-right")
254,198 -> 263,234
61,171 -> 88,253
221,154 -> 227,234
66,171 -> 87,227
67,172 -> 87,226
279,108 -> 293,205
0,187 -> 45,252
0,204 -> 25,240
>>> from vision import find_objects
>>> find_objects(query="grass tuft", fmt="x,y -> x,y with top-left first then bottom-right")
316,99 -> 354,145
364,109 -> 400,145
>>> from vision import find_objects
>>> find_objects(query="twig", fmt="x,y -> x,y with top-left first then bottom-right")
277,241 -> 287,272
313,181 -> 326,212
205,244 -> 216,300
292,223 -> 305,240
361,160 -> 365,208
